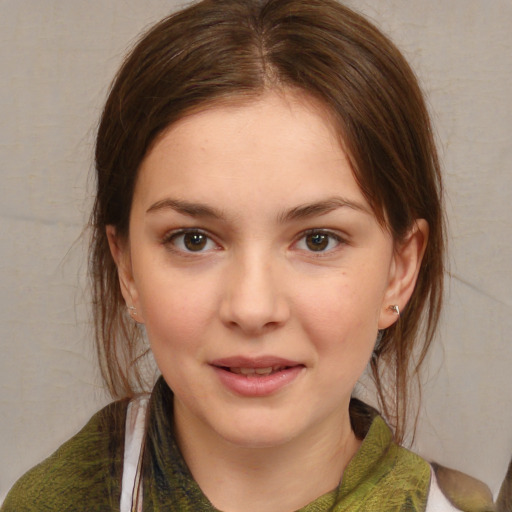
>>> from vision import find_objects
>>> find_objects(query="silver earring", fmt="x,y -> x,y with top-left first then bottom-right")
388,304 -> 400,316
127,305 -> 137,316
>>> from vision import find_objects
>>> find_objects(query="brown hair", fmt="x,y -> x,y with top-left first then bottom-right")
90,0 -> 444,442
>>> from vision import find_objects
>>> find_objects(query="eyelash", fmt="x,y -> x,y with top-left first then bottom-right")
161,228 -> 345,255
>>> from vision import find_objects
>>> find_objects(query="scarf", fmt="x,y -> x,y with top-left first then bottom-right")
141,377 -> 430,511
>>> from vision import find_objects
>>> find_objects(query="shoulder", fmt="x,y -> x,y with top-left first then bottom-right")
346,401 -> 496,512
343,408 -> 432,511
383,447 -> 496,512
1,398 -> 129,512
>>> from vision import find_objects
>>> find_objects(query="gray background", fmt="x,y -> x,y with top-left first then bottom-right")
1,0 -> 511,502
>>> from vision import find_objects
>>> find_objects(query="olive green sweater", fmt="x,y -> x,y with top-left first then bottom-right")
1,378 -> 495,511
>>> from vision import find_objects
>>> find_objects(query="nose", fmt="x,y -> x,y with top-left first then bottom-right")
219,251 -> 290,336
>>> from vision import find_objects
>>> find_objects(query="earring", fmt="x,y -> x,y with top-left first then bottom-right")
127,305 -> 137,317
388,304 -> 400,316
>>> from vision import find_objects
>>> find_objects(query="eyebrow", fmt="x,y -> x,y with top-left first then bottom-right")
146,198 -> 224,219
146,196 -> 369,221
277,196 -> 370,223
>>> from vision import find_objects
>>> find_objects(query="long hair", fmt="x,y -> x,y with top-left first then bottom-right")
90,0 -> 444,442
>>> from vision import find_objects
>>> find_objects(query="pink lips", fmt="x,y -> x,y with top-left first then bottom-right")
210,356 -> 305,397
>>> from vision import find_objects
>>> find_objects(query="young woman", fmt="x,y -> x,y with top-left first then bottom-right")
2,0 -> 501,510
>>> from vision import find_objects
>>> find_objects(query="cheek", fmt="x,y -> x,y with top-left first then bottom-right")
141,287 -> 215,385
294,270 -> 385,354
136,268 -> 220,348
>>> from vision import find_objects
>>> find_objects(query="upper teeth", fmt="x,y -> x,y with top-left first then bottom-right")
231,366 -> 284,376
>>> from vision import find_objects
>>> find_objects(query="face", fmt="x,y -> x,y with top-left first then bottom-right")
111,91 -> 423,450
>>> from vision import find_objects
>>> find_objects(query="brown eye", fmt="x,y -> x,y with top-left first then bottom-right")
183,233 -> 208,251
166,230 -> 216,253
295,230 -> 342,253
305,233 -> 329,251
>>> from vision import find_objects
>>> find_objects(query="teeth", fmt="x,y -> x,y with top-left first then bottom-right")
254,367 -> 273,376
230,366 -> 285,376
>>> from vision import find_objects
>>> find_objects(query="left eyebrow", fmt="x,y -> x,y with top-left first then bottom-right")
146,198 -> 224,219
278,196 -> 370,223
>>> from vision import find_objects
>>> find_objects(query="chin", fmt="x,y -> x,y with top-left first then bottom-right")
213,413 -> 303,449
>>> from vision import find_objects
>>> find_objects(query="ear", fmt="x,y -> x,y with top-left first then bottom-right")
378,219 -> 428,329
106,225 -> 144,323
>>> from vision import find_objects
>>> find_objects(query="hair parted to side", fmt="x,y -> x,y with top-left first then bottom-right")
90,0 -> 444,442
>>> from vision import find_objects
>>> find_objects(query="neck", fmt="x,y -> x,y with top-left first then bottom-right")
174,404 -> 361,512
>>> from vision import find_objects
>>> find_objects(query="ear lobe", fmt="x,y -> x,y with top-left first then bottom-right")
378,219 -> 429,329
106,225 -> 143,323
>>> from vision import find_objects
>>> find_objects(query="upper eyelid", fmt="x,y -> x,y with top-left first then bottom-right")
296,228 -> 346,242
162,227 -> 212,241
301,228 -> 341,236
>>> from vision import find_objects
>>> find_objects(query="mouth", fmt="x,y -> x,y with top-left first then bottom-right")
210,356 -> 304,376
210,357 -> 305,396
210,356 -> 306,397
220,365 -> 295,377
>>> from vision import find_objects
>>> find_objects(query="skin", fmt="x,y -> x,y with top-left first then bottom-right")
108,90 -> 427,512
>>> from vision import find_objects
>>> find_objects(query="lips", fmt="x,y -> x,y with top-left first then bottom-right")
210,357 -> 305,396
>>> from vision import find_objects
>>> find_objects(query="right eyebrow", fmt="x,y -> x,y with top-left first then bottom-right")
146,198 -> 225,219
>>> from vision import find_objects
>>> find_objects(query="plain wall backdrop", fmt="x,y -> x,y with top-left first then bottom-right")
1,0 -> 511,503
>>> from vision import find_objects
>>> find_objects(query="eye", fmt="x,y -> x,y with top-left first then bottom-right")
295,230 -> 342,253
164,230 -> 218,253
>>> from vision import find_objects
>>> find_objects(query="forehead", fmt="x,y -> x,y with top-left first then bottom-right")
149,89 -> 345,160
133,90 -> 372,220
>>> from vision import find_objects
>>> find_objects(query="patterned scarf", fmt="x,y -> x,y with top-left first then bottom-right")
141,378 -> 430,511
